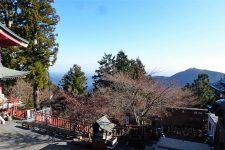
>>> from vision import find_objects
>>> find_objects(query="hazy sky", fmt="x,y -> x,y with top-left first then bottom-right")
50,0 -> 225,76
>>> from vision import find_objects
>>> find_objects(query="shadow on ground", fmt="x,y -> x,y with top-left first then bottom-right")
0,132 -> 50,149
40,142 -> 91,150
0,131 -> 91,150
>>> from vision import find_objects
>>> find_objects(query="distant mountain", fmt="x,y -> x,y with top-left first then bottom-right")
50,68 -> 225,90
49,72 -> 94,91
49,72 -> 64,86
153,76 -> 168,81
153,68 -> 225,86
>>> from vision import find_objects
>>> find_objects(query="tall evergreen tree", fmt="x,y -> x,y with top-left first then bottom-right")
129,58 -> 146,79
0,1 -> 17,28
188,74 -> 215,107
93,51 -> 147,88
0,0 -> 59,109
115,50 -> 130,72
60,64 -> 87,95
93,53 -> 115,88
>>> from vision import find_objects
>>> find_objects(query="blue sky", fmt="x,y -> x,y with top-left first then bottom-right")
50,0 -> 225,76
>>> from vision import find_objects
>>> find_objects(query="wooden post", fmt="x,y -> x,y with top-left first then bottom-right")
57,117 -> 58,128
69,119 -> 71,131
0,83 -> 3,94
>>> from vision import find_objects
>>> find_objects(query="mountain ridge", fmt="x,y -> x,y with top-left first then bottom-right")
49,68 -> 225,90
153,68 -> 225,86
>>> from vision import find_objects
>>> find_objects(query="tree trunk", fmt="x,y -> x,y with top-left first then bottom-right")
134,112 -> 141,126
33,85 -> 40,110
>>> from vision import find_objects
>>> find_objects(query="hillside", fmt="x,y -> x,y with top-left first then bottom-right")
153,68 -> 225,86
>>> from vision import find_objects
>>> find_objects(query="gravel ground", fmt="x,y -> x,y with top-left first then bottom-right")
0,121 -> 89,150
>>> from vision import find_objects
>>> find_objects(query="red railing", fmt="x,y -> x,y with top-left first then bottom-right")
7,108 -> 27,118
15,109 -> 27,118
35,112 -> 90,133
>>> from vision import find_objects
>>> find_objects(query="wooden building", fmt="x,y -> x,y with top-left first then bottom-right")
211,99 -> 225,150
210,79 -> 225,98
162,107 -> 208,141
0,22 -> 29,123
210,80 -> 225,149
163,107 -> 208,129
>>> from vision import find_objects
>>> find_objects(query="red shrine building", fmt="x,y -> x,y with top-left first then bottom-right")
0,22 -> 29,123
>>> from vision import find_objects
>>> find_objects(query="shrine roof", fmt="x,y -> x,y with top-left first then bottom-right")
0,63 -> 29,79
95,115 -> 115,132
0,22 -> 29,47
210,81 -> 225,92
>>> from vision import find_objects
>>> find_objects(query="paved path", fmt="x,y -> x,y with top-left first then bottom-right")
153,137 -> 210,150
0,121 -> 89,150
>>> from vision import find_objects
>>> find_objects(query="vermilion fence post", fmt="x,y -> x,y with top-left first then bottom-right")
56,117 -> 58,127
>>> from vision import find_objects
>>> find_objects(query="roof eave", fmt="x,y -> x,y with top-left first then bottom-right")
0,23 -> 29,47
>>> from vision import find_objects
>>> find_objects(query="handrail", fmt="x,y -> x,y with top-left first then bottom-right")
34,112 -> 90,133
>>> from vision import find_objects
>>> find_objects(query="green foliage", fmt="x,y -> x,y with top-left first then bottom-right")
25,98 -> 34,109
129,58 -> 146,79
115,51 -> 130,72
28,61 -> 48,89
93,53 -> 115,87
93,50 -> 146,88
60,64 -> 87,95
186,73 -> 215,107
0,0 -> 59,108
0,1 -> 17,28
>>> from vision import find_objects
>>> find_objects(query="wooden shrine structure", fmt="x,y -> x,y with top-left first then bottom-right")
0,22 -> 29,123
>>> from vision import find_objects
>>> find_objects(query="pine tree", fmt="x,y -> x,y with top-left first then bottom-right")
190,74 -> 215,107
60,64 -> 87,95
93,53 -> 115,88
115,50 -> 130,72
93,51 -> 147,88
129,58 -> 146,79
0,0 -> 59,109
0,1 -> 17,28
